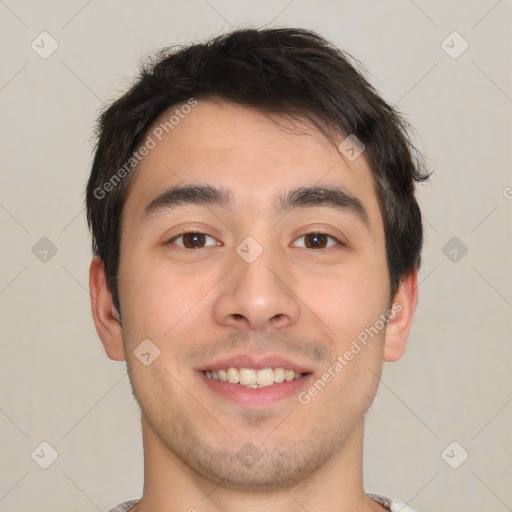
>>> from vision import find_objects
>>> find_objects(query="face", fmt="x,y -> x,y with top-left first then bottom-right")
109,100 -> 400,490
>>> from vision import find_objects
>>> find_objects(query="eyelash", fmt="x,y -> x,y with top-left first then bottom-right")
167,231 -> 342,250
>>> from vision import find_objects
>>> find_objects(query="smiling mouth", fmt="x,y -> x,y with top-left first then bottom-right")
203,367 -> 307,388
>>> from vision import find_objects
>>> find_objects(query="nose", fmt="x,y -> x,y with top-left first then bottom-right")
212,246 -> 301,331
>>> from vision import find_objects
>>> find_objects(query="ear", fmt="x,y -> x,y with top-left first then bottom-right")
89,256 -> 126,361
383,269 -> 418,362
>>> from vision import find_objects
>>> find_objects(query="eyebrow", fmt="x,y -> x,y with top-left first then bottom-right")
274,186 -> 369,227
142,184 -> 370,228
143,184 -> 234,218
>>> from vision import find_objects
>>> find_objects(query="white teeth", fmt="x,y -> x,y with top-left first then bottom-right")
204,367 -> 304,387
274,368 -> 285,383
256,368 -> 275,386
227,367 -> 239,384
239,368 -> 257,386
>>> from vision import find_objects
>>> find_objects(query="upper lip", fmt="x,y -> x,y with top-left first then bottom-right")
197,354 -> 314,374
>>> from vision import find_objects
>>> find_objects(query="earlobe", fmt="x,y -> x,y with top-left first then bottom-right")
89,256 -> 126,361
383,270 -> 418,362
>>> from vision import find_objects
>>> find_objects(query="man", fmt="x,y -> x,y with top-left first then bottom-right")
86,27 -> 429,512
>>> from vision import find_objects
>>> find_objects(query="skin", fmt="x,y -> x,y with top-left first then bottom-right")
90,99 -> 418,512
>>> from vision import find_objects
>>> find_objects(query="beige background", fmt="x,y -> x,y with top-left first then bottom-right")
1,1 -> 511,511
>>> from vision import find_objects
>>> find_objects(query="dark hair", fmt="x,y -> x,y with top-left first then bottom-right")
86,27 -> 430,312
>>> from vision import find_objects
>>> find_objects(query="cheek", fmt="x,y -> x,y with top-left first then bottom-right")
117,246 -> 220,343
301,263 -> 389,348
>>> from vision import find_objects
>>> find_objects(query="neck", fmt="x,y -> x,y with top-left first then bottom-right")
131,415 -> 386,512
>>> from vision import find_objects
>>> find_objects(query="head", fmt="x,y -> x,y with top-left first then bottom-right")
87,27 -> 429,491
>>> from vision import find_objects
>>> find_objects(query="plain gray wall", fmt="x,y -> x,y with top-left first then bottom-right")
1,1 -> 511,511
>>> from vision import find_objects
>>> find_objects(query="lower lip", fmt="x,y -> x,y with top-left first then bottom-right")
199,372 -> 313,406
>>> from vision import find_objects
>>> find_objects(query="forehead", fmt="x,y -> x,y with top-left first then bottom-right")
123,100 -> 382,227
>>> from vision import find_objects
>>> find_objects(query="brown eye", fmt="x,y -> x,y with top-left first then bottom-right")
293,233 -> 339,249
304,233 -> 328,249
171,232 -> 218,249
183,233 -> 206,248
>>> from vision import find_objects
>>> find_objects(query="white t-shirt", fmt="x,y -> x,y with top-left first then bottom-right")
108,494 -> 417,511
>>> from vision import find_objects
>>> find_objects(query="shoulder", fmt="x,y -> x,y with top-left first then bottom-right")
368,493 -> 418,512
106,499 -> 140,512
